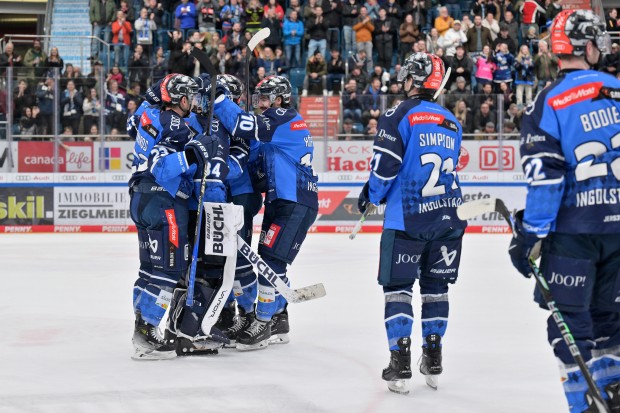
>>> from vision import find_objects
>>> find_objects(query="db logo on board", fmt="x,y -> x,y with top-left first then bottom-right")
479,146 -> 515,170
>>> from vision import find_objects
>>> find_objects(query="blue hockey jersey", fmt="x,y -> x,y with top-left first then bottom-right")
129,107 -> 197,199
214,98 -> 319,210
520,69 -> 620,235
368,98 -> 466,233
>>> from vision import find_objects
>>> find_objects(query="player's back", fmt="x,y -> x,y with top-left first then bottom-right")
521,69 -> 620,234
377,98 -> 465,233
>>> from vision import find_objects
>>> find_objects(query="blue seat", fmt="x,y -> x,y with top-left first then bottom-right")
289,68 -> 306,94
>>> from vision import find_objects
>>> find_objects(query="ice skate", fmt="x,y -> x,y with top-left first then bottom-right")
268,307 -> 290,345
382,337 -> 412,395
132,318 -> 177,360
176,326 -> 230,356
236,318 -> 271,351
605,382 -> 620,412
223,308 -> 255,348
419,334 -> 442,390
213,301 -> 236,332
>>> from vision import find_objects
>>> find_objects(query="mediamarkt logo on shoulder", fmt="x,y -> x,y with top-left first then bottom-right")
548,82 -> 603,110
408,112 -> 445,125
290,120 -> 308,130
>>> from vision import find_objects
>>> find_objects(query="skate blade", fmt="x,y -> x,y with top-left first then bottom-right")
222,340 -> 237,349
424,375 -> 439,390
387,379 -> 410,395
176,347 -> 219,356
268,333 -> 290,345
131,348 -> 177,361
236,340 -> 269,352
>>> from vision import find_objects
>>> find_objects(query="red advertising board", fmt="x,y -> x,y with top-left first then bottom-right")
18,142 -> 94,173
299,96 -> 340,139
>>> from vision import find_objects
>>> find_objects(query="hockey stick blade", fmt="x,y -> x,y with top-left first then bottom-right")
456,197 -> 514,228
236,235 -> 326,303
433,67 -> 451,101
349,205 -> 376,240
248,28 -> 270,52
190,47 -> 219,77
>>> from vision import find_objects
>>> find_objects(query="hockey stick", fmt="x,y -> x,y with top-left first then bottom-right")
433,67 -> 451,101
349,205 -> 377,240
245,28 -> 271,108
186,47 -> 219,307
236,235 -> 326,303
457,198 -> 610,412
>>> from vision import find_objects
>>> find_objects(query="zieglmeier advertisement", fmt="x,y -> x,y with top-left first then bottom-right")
54,187 -> 132,225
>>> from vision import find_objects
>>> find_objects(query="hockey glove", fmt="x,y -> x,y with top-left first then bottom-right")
185,133 -> 219,170
229,136 -> 250,163
215,81 -> 231,101
508,210 -> 542,278
358,182 -> 372,214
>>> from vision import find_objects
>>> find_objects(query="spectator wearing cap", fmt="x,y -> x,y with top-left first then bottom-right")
302,51 -> 327,96
602,42 -> 620,76
23,39 -> 48,80
439,19 -> 467,57
353,6 -> 375,73
283,10 -> 304,68
434,7 -> 454,37
493,24 -> 517,55
340,118 -> 356,141
374,8 -> 396,70
474,121 -> 496,140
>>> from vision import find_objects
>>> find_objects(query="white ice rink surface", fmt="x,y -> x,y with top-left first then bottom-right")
1,233 -> 567,413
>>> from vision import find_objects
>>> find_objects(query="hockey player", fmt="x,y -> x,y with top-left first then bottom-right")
508,10 -> 620,412
213,75 -> 319,351
129,74 -> 220,360
358,52 -> 466,394
214,74 -> 264,347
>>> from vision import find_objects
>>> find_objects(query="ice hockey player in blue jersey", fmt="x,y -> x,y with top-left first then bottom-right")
213,75 -> 319,351
207,74 -> 264,347
357,52 -> 467,395
508,10 -> 620,412
128,74 -> 220,360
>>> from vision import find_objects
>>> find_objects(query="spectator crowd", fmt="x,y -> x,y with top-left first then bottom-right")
2,0 -> 620,140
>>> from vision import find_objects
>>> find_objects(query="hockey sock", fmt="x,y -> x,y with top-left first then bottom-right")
558,363 -> 591,413
133,265 -> 153,311
420,280 -> 449,344
234,273 -> 258,313
383,287 -> 414,351
590,346 -> 620,401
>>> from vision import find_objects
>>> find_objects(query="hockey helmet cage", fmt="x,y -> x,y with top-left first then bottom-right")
161,74 -> 199,105
397,52 -> 445,91
218,74 -> 244,102
551,9 -> 609,56
252,75 -> 292,108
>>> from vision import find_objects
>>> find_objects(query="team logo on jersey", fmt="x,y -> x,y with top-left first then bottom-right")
408,112 -> 444,125
262,223 -> 281,248
148,235 -> 159,253
434,245 -> 457,266
548,82 -> 603,110
595,86 -> 620,102
290,120 -> 308,130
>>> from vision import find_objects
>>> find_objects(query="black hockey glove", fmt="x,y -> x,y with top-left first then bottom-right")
185,133 -> 219,170
358,182 -> 372,214
215,81 -> 231,101
229,136 -> 250,162
508,210 -> 542,278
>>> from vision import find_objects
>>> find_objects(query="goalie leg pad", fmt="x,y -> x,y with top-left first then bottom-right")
383,285 -> 414,351
179,281 -> 217,337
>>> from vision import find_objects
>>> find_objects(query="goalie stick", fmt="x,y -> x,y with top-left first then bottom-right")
349,205 -> 377,240
186,47 -> 219,307
246,28 -> 271,108
456,198 -> 611,413
236,235 -> 326,303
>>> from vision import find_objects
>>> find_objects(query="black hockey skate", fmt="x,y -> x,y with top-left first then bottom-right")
382,337 -> 412,395
606,382 -> 620,412
419,334 -> 443,390
214,301 -> 236,332
223,308 -> 255,348
236,318 -> 271,351
132,317 -> 177,361
176,326 -> 230,356
268,307 -> 290,345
